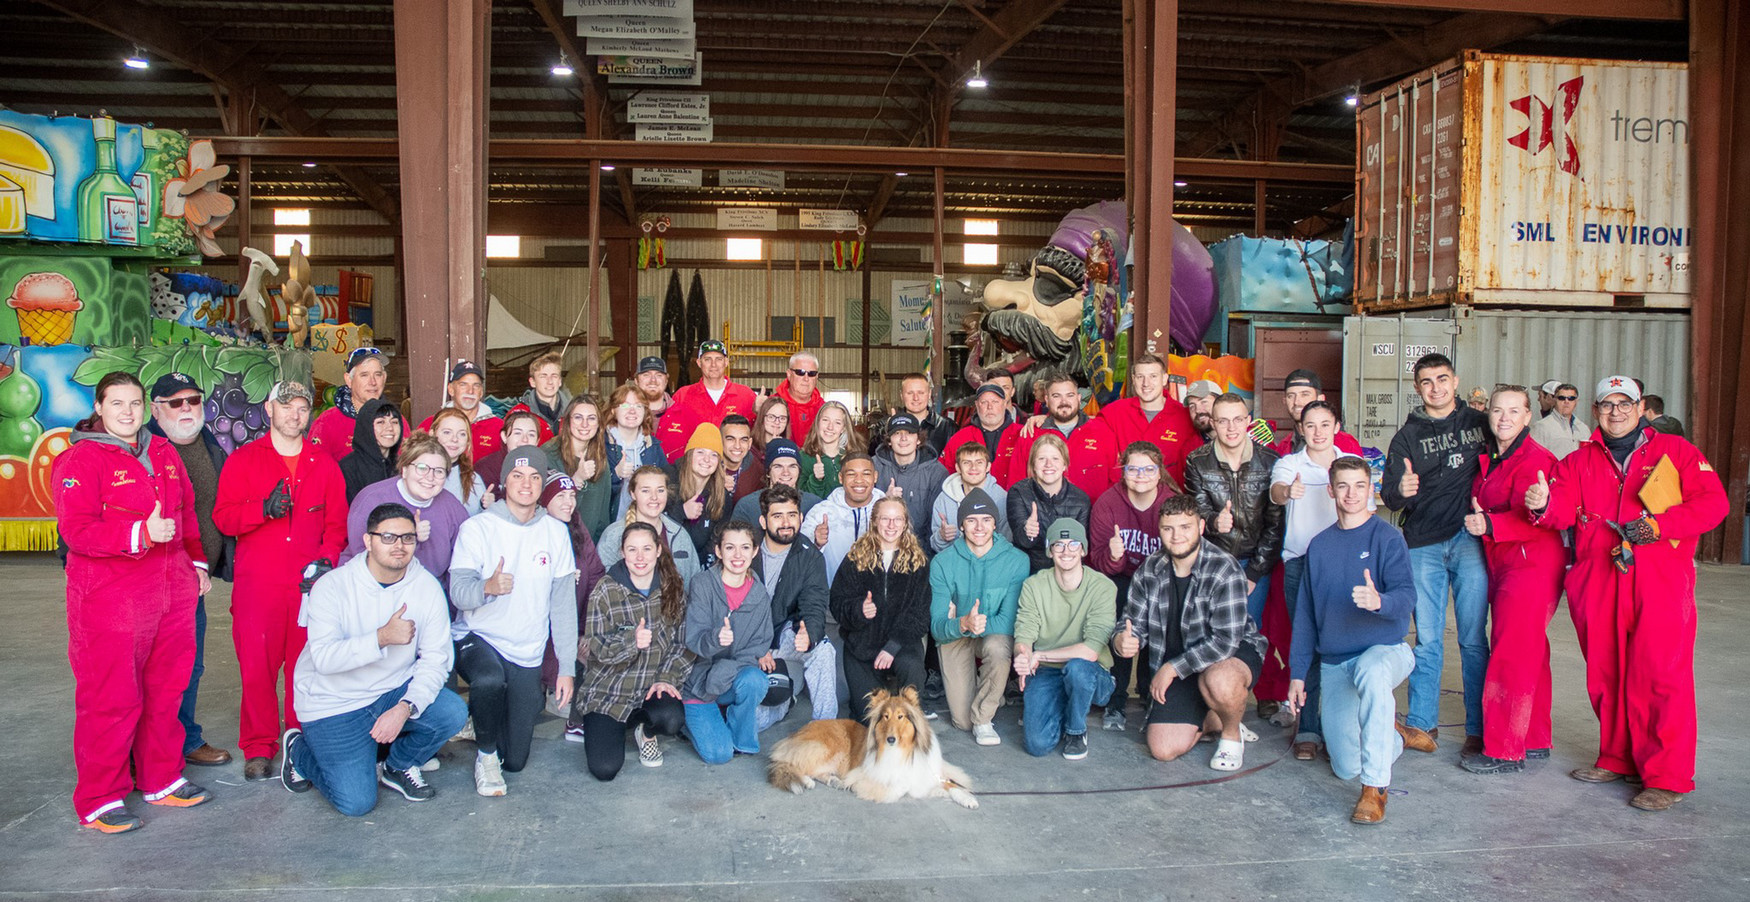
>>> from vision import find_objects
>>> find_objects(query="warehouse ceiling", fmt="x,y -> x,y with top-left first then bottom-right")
2,0 -> 1687,233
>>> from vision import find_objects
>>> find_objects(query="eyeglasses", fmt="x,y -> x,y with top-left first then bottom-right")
791,369 -> 819,378
368,531 -> 418,546
406,462 -> 445,477
1123,464 -> 1159,475
1597,400 -> 1638,413
157,396 -> 202,409
1050,541 -> 1083,553
1555,395 -> 1578,402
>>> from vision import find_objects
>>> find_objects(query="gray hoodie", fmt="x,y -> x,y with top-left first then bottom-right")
929,473 -> 1011,552
681,566 -> 775,702
72,426 -> 155,473
872,445 -> 950,545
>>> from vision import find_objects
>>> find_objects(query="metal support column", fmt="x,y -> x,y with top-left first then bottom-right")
1127,0 -> 1178,357
933,168 -> 947,399
393,0 -> 490,418
586,160 -> 603,395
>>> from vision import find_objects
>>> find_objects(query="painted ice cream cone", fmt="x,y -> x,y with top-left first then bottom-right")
7,272 -> 82,345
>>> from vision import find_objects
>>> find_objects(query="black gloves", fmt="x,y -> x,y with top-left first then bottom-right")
299,557 -> 334,594
1623,515 -> 1661,546
264,478 -> 292,519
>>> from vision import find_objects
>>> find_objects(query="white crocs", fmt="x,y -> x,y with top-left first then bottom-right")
1211,738 -> 1246,771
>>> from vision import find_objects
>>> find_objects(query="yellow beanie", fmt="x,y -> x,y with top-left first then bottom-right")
685,423 -> 724,456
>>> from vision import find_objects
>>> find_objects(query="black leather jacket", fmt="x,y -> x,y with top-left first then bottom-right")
1182,443 -> 1285,582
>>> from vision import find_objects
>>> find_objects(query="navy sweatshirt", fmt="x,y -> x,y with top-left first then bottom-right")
1290,515 -> 1414,680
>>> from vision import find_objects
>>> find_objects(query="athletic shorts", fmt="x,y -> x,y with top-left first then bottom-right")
1145,643 -> 1264,727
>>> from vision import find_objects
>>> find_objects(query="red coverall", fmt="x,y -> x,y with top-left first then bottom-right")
1473,434 -> 1566,760
53,432 -> 206,821
1537,427 -> 1727,792
653,379 -> 758,462
213,435 -> 348,759
1098,396 -> 1203,488
1008,416 -> 1121,499
936,422 -> 1021,487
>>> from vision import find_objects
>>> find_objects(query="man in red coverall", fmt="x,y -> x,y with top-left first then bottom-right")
1526,375 -> 1727,811
1095,353 -> 1201,489
1010,369 -> 1120,498
215,380 -> 348,781
54,372 -> 214,833
654,340 -> 758,462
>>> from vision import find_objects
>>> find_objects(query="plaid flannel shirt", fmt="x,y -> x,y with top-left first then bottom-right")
1122,540 -> 1266,677
575,574 -> 695,723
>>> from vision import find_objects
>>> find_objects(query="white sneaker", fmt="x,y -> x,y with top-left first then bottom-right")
972,723 -> 1001,746
474,751 -> 507,797
454,717 -> 475,742
563,723 -> 588,744
420,757 -> 441,772
634,723 -> 663,767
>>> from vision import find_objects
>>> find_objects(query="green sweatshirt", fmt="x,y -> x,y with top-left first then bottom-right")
1013,568 -> 1117,669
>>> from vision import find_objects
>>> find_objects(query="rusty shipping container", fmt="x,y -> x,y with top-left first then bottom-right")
1355,52 -> 1690,311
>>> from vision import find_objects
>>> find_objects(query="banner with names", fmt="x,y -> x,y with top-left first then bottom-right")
892,281 -> 932,347
717,208 -> 778,231
625,92 -> 710,123
634,121 -> 712,142
720,170 -> 785,190
602,54 -> 702,86
799,209 -> 859,231
564,0 -> 693,16
575,15 -> 695,38
633,168 -> 703,186
586,37 -> 695,59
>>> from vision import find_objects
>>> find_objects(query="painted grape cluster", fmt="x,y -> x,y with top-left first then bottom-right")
201,370 -> 267,448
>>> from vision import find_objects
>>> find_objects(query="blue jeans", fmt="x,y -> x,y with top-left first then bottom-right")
289,682 -> 468,817
1021,659 -> 1115,757
1237,558 -> 1273,628
1406,531 -> 1490,735
684,666 -> 768,765
177,598 -> 208,753
1282,556 -> 1321,742
1320,643 -> 1413,787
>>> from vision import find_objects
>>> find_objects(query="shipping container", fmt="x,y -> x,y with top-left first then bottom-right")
1355,52 -> 1690,312
1252,324 -> 1345,431
1342,308 -> 1690,454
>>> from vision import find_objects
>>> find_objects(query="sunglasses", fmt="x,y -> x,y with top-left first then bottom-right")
1555,395 -> 1578,402
157,396 -> 202,409
791,368 -> 819,378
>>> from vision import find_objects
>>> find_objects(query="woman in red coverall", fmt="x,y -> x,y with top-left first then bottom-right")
1528,376 -> 1728,811
1460,385 -> 1565,775
53,372 -> 213,833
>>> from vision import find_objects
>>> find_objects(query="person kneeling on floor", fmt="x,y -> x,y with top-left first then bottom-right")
1286,456 -> 1417,826
1013,518 -> 1118,760
1112,494 -> 1266,770
282,503 -> 467,815
682,521 -> 776,764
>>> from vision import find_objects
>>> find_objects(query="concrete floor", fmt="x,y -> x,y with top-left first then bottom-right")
2,552 -> 1747,901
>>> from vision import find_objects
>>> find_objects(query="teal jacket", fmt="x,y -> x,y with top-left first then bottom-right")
928,535 -> 1030,644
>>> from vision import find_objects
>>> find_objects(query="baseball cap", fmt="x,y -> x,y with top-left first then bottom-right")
764,438 -> 801,466
501,446 -> 553,484
637,355 -> 668,374
1594,375 -> 1642,404
957,487 -> 997,525
1540,380 -> 1562,395
974,383 -> 1006,401
697,340 -> 728,357
344,346 -> 384,372
150,372 -> 201,400
1185,380 -> 1222,400
448,359 -> 484,383
887,413 -> 923,435
1046,517 -> 1087,549
269,380 -> 314,404
1283,369 -> 1322,392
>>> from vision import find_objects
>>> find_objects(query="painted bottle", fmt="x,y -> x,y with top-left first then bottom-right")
129,126 -> 162,248
76,117 -> 138,245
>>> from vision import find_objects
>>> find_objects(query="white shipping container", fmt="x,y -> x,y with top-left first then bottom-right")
1342,308 -> 1690,454
1357,53 -> 1690,310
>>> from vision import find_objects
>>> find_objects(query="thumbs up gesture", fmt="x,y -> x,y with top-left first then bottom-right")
414,510 -> 430,543
960,599 -> 986,636
145,501 -> 176,543
484,557 -> 514,596
794,620 -> 811,653
263,478 -> 292,519
1114,618 -> 1139,658
1025,501 -> 1041,540
1525,469 -> 1551,511
937,512 -> 957,543
1353,569 -> 1381,611
634,616 -> 652,650
1216,499 -> 1234,534
814,517 -> 831,546
683,495 -> 705,521
812,456 -> 827,480
1288,472 -> 1306,500
1399,457 -> 1420,498
1464,497 -> 1489,537
377,603 -> 416,647
887,478 -> 902,499
862,590 -> 877,620
1108,525 -> 1125,562
718,614 -> 735,647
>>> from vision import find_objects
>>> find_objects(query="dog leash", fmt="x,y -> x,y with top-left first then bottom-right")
976,735 -> 1292,797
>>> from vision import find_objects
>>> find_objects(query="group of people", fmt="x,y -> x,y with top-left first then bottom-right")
53,337 -> 1727,832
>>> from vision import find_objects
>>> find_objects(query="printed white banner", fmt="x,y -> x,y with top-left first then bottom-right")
799,209 -> 860,231
718,208 -> 778,231
633,168 -> 703,186
587,37 -> 696,59
625,92 -> 710,123
634,121 -> 713,143
892,281 -> 932,347
565,0 -> 693,16
720,169 -> 785,190
603,53 -> 702,85
575,15 -> 695,38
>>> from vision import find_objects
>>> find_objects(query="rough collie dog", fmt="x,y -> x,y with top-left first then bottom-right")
767,687 -> 977,809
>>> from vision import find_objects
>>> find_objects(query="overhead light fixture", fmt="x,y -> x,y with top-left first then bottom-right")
1345,85 -> 1360,107
894,171 -> 908,178
966,60 -> 988,89
1173,180 -> 1188,188
600,163 -> 616,171
551,54 -> 575,77
301,161 -> 317,169
123,47 -> 149,70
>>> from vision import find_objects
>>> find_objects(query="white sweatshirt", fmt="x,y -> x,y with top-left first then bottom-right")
799,486 -> 886,582
448,503 -> 580,672
293,555 -> 453,723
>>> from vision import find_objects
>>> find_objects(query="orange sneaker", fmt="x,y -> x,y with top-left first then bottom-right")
144,780 -> 211,808
82,809 -> 143,834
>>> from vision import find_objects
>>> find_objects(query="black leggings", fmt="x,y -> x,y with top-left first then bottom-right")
579,697 -> 685,781
455,634 -> 544,772
844,648 -> 927,723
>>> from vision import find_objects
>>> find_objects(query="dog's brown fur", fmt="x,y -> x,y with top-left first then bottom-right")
767,687 -> 977,809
